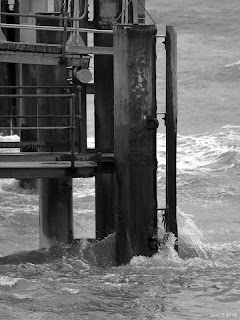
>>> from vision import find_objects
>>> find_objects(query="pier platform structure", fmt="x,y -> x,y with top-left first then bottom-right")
0,0 -> 177,265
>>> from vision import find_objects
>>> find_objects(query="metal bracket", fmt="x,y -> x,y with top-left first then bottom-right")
148,235 -> 158,251
157,208 -> 167,228
95,152 -> 102,173
67,66 -> 73,84
157,112 -> 166,126
55,153 -> 76,161
146,115 -> 159,130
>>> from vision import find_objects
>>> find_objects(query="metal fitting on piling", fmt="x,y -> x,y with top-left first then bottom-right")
146,115 -> 159,130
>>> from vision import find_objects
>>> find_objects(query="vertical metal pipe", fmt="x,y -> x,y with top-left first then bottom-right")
70,94 -> 76,168
165,26 -> 178,251
62,1 -> 68,61
76,85 -> 86,152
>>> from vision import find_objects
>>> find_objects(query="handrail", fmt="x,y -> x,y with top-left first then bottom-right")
0,94 -> 73,98
0,93 -> 77,167
0,8 -> 88,22
0,85 -> 77,88
0,12 -> 64,20
0,115 -> 73,118
0,126 -> 74,130
0,1 -> 112,60
0,23 -> 113,33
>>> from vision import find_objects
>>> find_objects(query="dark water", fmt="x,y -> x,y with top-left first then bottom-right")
0,0 -> 240,319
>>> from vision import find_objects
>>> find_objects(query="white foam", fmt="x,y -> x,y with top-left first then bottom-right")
0,276 -> 20,287
225,60 -> 240,67
61,287 -> 80,294
177,208 -> 208,258
0,178 -> 18,193
0,134 -> 20,142
0,134 -> 20,154
87,136 -> 95,149
158,126 -> 240,175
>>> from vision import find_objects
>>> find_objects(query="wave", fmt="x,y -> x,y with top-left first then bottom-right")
157,125 -> 240,203
157,125 -> 240,176
213,60 -> 240,83
0,207 -> 211,269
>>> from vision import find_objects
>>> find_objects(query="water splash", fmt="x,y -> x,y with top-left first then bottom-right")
177,208 -> 209,259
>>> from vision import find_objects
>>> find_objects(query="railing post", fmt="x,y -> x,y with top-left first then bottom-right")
165,26 -> 178,251
62,5 -> 68,61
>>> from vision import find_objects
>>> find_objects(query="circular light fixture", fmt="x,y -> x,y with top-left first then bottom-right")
73,68 -> 92,84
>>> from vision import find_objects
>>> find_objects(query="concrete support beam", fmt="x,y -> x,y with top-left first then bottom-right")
18,0 -> 48,189
36,10 -> 73,248
39,178 -> 73,247
94,0 -> 121,240
114,24 -> 158,265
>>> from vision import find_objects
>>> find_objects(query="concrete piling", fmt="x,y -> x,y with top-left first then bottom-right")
114,24 -> 158,265
18,0 -> 48,189
94,0 -> 121,240
36,10 -> 73,248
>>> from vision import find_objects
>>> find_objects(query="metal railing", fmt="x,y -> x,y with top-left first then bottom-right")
0,91 -> 76,168
0,22 -> 113,33
0,0 -> 113,60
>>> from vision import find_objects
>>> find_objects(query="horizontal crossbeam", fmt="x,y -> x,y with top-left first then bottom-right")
0,41 -> 113,64
0,152 -> 113,162
0,152 -> 114,178
0,126 -> 74,130
66,45 -> 113,55
0,50 -> 68,65
0,23 -> 113,34
0,41 -> 86,65
0,141 -> 72,148
0,41 -> 113,55
0,161 -> 97,178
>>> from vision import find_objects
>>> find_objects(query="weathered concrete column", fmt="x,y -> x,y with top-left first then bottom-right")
114,24 -> 158,265
39,177 -> 73,247
18,0 -> 48,189
19,64 -> 38,190
94,0 -> 121,240
36,11 -> 73,248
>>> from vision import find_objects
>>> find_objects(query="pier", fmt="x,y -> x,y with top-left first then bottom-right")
0,0 -> 177,265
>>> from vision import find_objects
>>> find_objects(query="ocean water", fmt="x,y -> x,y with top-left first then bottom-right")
0,0 -> 240,319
